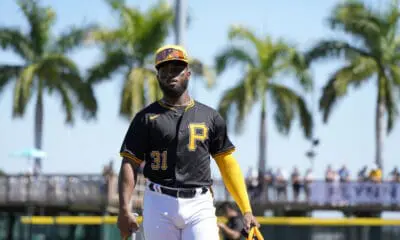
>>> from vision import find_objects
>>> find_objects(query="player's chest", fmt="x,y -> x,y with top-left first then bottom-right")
148,112 -> 211,143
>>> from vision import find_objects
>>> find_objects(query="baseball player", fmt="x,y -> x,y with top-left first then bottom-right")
117,44 -> 260,240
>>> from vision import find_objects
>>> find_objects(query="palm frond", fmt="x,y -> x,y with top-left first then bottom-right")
393,34 -> 400,61
390,64 -> 400,86
55,81 -> 74,123
87,28 -> 123,46
215,46 -> 255,74
37,54 -> 80,89
384,0 -> 400,27
0,65 -> 23,94
40,53 -> 80,74
87,49 -> 129,84
12,63 -> 39,117
381,2 -> 400,43
133,2 -> 173,60
105,0 -> 126,10
54,24 -> 98,53
288,51 -> 313,91
17,0 -> 55,55
217,83 -> 248,134
120,67 -> 158,119
328,1 -> 381,49
228,25 -> 263,54
0,28 -> 34,61
97,0 -> 172,61
319,58 -> 375,122
269,83 -> 313,138
77,82 -> 98,120
189,58 -> 216,88
384,78 -> 398,133
305,40 -> 372,65
260,39 -> 291,72
146,71 -> 162,104
35,54 -> 98,121
217,72 -> 258,133
61,72 -> 97,121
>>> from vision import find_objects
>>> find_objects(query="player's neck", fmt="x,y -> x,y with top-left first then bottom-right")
162,92 -> 191,107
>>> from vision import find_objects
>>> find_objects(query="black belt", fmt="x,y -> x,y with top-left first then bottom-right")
148,183 -> 208,199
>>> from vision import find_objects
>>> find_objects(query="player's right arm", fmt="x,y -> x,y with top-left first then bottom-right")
117,113 -> 148,237
118,158 -> 140,214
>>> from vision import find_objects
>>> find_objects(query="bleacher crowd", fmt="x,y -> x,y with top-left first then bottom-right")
245,164 -> 400,203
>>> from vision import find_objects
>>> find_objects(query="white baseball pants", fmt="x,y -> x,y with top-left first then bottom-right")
142,183 -> 220,240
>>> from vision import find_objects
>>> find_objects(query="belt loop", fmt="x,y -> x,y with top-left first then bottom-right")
196,188 -> 201,196
155,184 -> 162,193
209,186 -> 214,199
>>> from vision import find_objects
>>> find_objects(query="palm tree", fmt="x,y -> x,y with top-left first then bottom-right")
87,0 -> 214,119
305,0 -> 400,170
215,25 -> 313,173
0,0 -> 97,170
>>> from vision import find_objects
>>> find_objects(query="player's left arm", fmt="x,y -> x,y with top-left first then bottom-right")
214,152 -> 252,214
210,112 -> 259,230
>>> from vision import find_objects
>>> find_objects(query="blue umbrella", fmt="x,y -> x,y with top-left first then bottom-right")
10,148 -> 47,159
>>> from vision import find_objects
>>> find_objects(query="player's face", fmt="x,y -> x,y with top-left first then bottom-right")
157,61 -> 190,98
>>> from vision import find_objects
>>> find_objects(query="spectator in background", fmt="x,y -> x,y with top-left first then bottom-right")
338,165 -> 350,182
275,168 -> 288,201
357,165 -> 369,182
325,164 -> 336,182
255,169 -> 265,202
325,165 -> 337,205
218,202 -> 244,240
304,168 -> 313,201
389,167 -> 399,204
245,167 -> 260,200
291,166 -> 301,202
264,168 -> 275,201
390,167 -> 400,182
338,164 -> 350,205
368,163 -> 382,183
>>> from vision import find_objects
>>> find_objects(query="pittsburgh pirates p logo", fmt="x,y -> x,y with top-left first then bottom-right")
188,123 -> 208,151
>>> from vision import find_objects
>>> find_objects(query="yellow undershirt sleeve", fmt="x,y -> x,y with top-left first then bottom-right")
214,152 -> 252,214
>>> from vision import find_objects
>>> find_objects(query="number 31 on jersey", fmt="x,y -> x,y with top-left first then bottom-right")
150,123 -> 208,171
150,150 -> 168,171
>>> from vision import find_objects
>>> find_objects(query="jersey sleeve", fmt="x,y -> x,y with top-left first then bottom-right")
119,113 -> 148,164
209,112 -> 235,158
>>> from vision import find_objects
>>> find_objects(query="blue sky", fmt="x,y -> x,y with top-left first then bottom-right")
0,0 -> 399,183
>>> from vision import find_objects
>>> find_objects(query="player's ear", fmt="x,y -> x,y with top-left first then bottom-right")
186,67 -> 192,78
156,71 -> 161,81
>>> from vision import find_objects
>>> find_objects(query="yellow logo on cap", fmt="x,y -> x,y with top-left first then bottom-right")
155,44 -> 189,67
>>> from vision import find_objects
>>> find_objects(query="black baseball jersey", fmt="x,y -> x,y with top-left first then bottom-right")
119,99 -> 235,188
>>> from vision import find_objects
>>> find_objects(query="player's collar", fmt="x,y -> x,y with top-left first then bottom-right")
158,98 -> 195,112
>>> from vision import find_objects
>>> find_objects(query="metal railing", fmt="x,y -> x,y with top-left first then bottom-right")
0,175 -> 108,208
1,174 -> 400,211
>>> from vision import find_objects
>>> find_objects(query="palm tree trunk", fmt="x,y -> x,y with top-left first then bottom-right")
174,0 -> 187,46
34,85 -> 44,174
258,95 -> 267,173
375,89 -> 384,170
375,74 -> 386,171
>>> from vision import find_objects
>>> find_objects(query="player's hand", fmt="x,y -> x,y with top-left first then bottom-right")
217,222 -> 226,229
242,212 -> 260,232
117,211 -> 139,238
